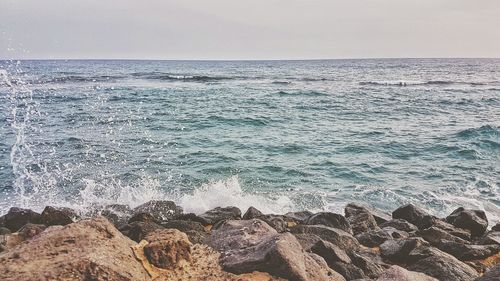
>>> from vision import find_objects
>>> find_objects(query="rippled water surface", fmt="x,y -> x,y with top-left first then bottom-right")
0,59 -> 499,221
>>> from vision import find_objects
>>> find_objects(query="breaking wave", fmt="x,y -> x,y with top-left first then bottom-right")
359,80 -> 489,87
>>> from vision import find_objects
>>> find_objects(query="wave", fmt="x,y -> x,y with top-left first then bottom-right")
33,75 -> 126,84
131,72 -> 237,82
275,90 -> 329,97
359,80 -> 488,87
456,125 -> 499,139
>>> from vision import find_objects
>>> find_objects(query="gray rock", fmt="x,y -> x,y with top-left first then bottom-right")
293,233 -> 322,251
380,237 -> 429,262
3,207 -> 41,232
356,228 -> 393,247
199,206 -> 241,224
329,262 -> 366,280
0,227 -> 10,235
446,207 -> 488,238
421,216 -> 472,241
242,206 -> 264,220
18,223 -> 47,239
492,223 -> 500,232
376,265 -> 438,281
350,253 -> 386,279
292,224 -> 360,251
133,200 -> 183,221
345,202 -> 391,224
100,204 -> 132,228
305,212 -> 352,234
39,206 -> 76,226
128,212 -> 157,224
392,204 -> 429,229
284,211 -> 314,223
173,213 -> 210,226
379,219 -> 418,233
475,264 -> 500,281
123,221 -> 164,242
161,220 -> 208,244
437,241 -> 500,261
348,211 -> 379,235
310,239 -> 352,265
478,231 -> 500,245
418,226 -> 470,246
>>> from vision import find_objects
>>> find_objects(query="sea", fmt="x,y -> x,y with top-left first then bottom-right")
0,59 -> 499,222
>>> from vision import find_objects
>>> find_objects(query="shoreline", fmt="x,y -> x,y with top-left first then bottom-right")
0,200 -> 499,280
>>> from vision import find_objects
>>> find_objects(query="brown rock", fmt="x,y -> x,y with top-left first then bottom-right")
143,229 -> 192,269
345,202 -> 391,224
446,207 -> 488,238
291,224 -> 360,251
305,212 -> 352,234
376,265 -> 438,281
18,223 -> 47,239
199,206 -> 242,224
39,206 -> 76,226
392,204 -> 429,229
243,206 -> 264,220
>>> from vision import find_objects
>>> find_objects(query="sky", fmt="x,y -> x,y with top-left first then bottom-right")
1,0 -> 499,60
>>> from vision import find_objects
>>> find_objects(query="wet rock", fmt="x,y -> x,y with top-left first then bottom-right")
0,227 -> 10,235
39,206 -> 76,226
100,204 -> 132,228
133,200 -> 183,220
492,223 -> 500,232
305,212 -> 352,234
18,223 -> 47,239
421,216 -> 472,241
143,229 -> 192,269
437,241 -> 500,261
260,215 -> 288,233
407,246 -> 479,281
418,226 -> 470,246
475,264 -> 500,281
174,212 -> 211,226
379,219 -> 418,233
3,207 -> 41,232
0,217 -> 149,281
392,204 -> 430,229
310,239 -> 352,265
199,206 -> 242,224
242,206 -> 264,220
478,231 -> 500,245
284,211 -> 314,223
128,212 -> 157,224
161,220 -> 208,244
347,211 -> 379,235
380,237 -> 429,262
446,207 -> 488,237
125,221 -> 164,242
376,265 -> 438,281
292,224 -> 360,251
356,228 -> 393,247
345,202 -> 391,224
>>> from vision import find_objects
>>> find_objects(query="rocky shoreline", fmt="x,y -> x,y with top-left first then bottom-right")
0,201 -> 499,281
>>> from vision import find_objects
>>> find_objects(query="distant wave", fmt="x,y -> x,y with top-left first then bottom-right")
131,72 -> 237,82
275,90 -> 328,97
359,80 -> 488,87
34,75 -> 126,84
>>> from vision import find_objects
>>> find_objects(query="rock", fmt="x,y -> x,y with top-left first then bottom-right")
174,213 -> 211,226
356,228 -> 393,247
124,221 -> 164,242
199,206 -> 242,224
421,216 -> 472,241
329,262 -> 366,280
0,227 -> 10,235
161,220 -> 208,244
18,223 -> 47,239
0,217 -> 149,281
0,233 -> 24,253
39,206 -> 76,226
242,206 -> 264,220
407,246 -> 479,281
348,211 -> 379,235
380,237 -> 429,262
376,265 -> 438,281
3,207 -> 41,232
418,226 -> 470,246
379,219 -> 418,233
392,204 -> 429,229
437,241 -> 500,261
128,212 -> 157,224
350,253 -> 385,279
291,224 -> 360,251
209,219 -> 345,281
100,204 -> 133,228
305,212 -> 353,234
345,202 -> 391,224
446,207 -> 488,237
284,211 -> 314,223
142,229 -> 192,269
475,264 -> 500,281
492,223 -> 500,232
310,239 -> 352,265
293,233 -> 322,251
478,231 -> 500,245
260,215 -> 288,233
133,200 -> 183,220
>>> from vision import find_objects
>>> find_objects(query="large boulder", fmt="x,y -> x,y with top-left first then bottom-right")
478,231 -> 500,245
209,219 -> 345,281
345,202 -> 391,224
142,229 -> 192,269
417,226 -> 470,246
133,200 -> 183,221
0,217 -> 149,281
437,241 -> 500,261
161,219 -> 208,244
123,221 -> 164,242
310,239 -> 352,265
475,264 -> 500,281
380,237 -> 430,262
492,223 -> 500,232
347,211 -> 379,235
100,204 -> 133,228
199,206 -> 242,225
284,211 -> 314,223
392,204 -> 429,229
291,224 -> 360,252
446,207 -> 488,238
379,219 -> 418,233
39,206 -> 76,226
305,212 -> 352,234
242,206 -> 264,220
420,216 -> 472,241
376,265 -> 438,281
3,207 -> 41,232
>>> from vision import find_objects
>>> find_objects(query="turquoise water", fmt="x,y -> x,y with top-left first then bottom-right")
0,59 -> 499,221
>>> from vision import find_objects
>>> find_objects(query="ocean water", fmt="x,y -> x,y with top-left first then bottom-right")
0,59 -> 499,222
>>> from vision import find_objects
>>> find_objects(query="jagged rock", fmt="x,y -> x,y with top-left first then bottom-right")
161,220 -> 208,244
242,206 -> 264,220
347,211 -> 379,235
305,212 -> 352,234
421,216 -> 472,241
492,223 -> 500,231
478,231 -> 500,245
39,206 -> 76,226
0,233 -> 24,253
18,223 -> 47,239
100,204 -> 132,228
3,207 -> 41,232
350,253 -> 386,279
128,212 -> 157,223
376,265 -> 438,281
407,246 -> 479,281
475,264 -> 500,281
446,207 -> 488,237
0,227 -> 11,235
380,237 -> 429,262
284,211 -> 314,223
310,239 -> 352,265
199,206 -> 242,224
260,215 -> 288,233
345,202 -> 391,224
392,204 -> 429,229
174,212 -> 210,226
124,221 -> 164,242
294,233 -> 322,251
379,219 -> 418,233
329,262 -> 366,280
209,219 -> 345,281
437,241 -> 500,261
291,224 -> 360,251
133,200 -> 183,220
143,229 -> 192,269
0,217 -> 149,281
418,226 -> 470,246
356,228 -> 393,247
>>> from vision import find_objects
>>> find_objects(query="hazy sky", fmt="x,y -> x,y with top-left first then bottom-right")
1,0 -> 499,60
